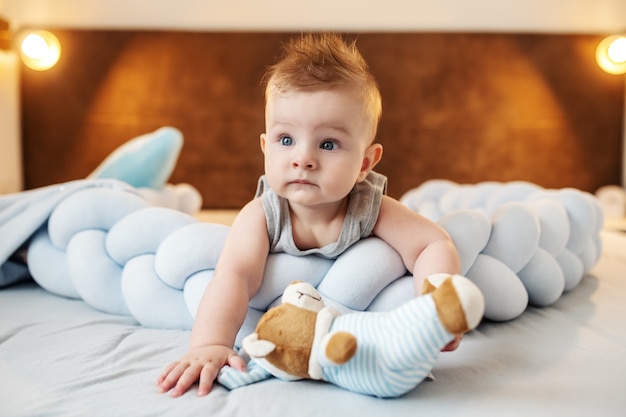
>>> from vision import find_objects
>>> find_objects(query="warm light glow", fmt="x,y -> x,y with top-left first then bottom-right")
596,35 -> 626,75
20,30 -> 61,71
607,37 -> 626,63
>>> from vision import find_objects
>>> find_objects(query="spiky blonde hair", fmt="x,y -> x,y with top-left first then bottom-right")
263,33 -> 382,141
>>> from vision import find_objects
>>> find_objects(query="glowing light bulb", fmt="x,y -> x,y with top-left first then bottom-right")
596,35 -> 626,75
607,37 -> 626,64
20,30 -> 61,71
22,34 -> 49,59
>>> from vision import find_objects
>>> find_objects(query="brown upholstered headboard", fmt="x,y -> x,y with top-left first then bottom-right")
20,31 -> 624,208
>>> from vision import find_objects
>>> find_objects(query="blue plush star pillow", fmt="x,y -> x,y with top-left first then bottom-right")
88,127 -> 183,189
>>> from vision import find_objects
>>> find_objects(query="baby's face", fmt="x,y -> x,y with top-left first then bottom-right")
260,86 -> 373,208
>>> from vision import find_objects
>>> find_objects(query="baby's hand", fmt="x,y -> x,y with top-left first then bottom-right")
156,345 -> 246,397
441,334 -> 463,352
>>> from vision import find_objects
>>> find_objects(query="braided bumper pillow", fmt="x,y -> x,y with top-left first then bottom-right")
401,180 -> 603,321
23,178 -> 602,347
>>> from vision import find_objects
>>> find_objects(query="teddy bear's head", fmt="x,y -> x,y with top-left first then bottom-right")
242,281 -> 328,380
280,280 -> 325,312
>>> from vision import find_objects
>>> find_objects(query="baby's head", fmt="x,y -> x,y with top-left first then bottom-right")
263,33 -> 382,142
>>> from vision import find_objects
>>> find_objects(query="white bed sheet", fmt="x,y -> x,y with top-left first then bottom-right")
1,230 -> 625,417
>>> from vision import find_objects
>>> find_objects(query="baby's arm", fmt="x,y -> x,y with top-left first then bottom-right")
374,196 -> 463,351
373,196 -> 460,296
157,198 -> 269,397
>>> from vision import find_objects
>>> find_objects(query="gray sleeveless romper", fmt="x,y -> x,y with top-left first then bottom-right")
255,171 -> 387,259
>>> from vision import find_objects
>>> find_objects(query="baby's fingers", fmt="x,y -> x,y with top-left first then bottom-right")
227,354 -> 246,372
170,364 -> 204,397
156,361 -> 179,387
197,360 -> 226,396
442,334 -> 463,352
157,362 -> 195,397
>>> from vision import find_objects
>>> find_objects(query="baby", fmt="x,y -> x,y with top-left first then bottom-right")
157,33 -> 461,397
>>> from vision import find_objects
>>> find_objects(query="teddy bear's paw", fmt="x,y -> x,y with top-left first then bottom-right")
430,274 -> 485,334
322,331 -> 357,365
422,272 -> 452,294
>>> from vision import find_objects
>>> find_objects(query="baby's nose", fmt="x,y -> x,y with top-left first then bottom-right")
292,149 -> 316,169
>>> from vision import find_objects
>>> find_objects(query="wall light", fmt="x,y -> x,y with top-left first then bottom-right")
0,16 -> 61,71
19,31 -> 61,71
596,35 -> 626,75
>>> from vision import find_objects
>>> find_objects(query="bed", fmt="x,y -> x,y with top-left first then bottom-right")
2,30 -> 626,416
1,218 -> 625,416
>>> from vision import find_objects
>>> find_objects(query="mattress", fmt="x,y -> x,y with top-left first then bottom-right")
1,228 -> 625,417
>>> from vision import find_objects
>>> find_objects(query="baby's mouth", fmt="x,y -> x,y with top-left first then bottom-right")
290,179 -> 313,185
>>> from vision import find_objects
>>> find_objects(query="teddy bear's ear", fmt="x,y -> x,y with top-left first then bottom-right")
242,333 -> 276,358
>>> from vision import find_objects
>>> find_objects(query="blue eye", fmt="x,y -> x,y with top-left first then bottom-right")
280,136 -> 293,146
320,140 -> 337,151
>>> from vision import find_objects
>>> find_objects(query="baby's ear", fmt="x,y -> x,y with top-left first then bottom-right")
358,143 -> 383,182
260,133 -> 267,154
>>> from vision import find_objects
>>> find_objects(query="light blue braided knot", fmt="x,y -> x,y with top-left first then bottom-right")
401,180 -> 603,321
25,179 -> 603,335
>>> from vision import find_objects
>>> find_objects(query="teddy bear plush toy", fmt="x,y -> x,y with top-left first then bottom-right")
218,274 -> 485,398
